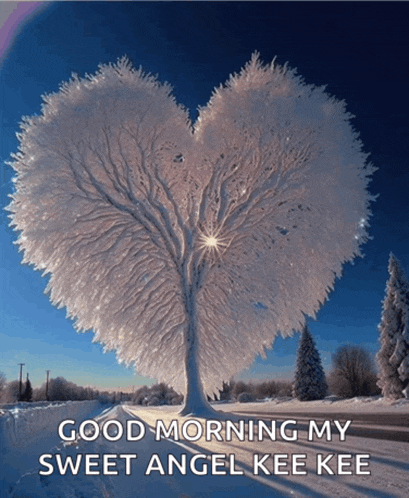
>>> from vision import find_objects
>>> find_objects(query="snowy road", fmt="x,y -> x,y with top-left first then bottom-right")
230,409 -> 409,443
128,401 -> 409,498
2,398 -> 409,497
4,403 -> 276,498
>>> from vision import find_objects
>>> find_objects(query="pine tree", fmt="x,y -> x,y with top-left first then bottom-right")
22,374 -> 33,402
377,253 -> 409,398
293,325 -> 328,401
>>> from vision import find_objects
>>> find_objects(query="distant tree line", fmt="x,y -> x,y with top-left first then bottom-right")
0,375 -> 129,405
216,342 -> 381,403
216,379 -> 293,403
131,383 -> 183,406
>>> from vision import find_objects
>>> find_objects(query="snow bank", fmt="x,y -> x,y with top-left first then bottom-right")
217,395 -> 409,415
0,400 -> 104,498
0,400 -> 101,449
0,399 -> 88,410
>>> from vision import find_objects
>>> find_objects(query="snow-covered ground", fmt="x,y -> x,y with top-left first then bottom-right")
0,400 -> 102,497
1,397 -> 408,497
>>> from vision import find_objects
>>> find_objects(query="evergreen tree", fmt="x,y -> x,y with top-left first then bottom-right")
21,374 -> 33,402
293,325 -> 328,401
377,253 -> 409,398
218,380 -> 233,401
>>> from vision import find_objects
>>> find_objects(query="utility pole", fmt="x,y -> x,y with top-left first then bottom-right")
18,363 -> 25,400
45,370 -> 51,401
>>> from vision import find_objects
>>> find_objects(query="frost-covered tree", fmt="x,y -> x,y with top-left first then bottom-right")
293,325 -> 328,400
2,380 -> 20,404
377,253 -> 409,398
254,379 -> 280,399
0,372 -> 7,403
132,382 -> 182,406
329,345 -> 379,398
8,54 -> 375,416
0,372 -> 6,392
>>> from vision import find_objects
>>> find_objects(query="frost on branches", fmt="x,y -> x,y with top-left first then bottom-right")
293,325 -> 328,401
377,253 -> 409,399
8,54 -> 375,415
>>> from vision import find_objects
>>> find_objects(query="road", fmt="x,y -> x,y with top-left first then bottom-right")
128,402 -> 409,498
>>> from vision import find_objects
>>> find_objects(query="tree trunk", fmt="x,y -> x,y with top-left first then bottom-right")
179,282 -> 216,417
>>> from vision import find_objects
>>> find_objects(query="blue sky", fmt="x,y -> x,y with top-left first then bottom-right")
1,2 -> 408,391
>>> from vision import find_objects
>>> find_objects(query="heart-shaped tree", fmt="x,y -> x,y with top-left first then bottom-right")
8,54 -> 375,416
